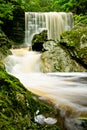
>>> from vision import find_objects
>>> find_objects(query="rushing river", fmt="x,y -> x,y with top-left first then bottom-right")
5,48 -> 87,130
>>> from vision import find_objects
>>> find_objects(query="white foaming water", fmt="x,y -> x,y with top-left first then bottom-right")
5,48 -> 87,130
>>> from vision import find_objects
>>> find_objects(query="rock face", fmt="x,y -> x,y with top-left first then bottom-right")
40,24 -> 87,72
41,45 -> 86,72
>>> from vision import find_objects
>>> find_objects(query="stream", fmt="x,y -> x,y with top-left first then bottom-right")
4,48 -> 87,130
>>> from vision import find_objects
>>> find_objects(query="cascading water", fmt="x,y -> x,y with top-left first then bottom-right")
4,12 -> 87,130
5,48 -> 87,130
25,12 -> 74,45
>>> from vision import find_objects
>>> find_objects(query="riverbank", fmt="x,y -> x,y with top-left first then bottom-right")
0,30 -> 62,130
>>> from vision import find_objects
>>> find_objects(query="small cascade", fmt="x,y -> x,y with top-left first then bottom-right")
5,48 -> 41,74
25,12 -> 74,45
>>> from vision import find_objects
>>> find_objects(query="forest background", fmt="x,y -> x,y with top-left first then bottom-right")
0,0 -> 87,27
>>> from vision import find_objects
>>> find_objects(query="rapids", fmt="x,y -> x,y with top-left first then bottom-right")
5,48 -> 87,130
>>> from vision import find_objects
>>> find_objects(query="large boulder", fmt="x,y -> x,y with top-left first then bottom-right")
40,44 -> 86,72
40,24 -> 87,72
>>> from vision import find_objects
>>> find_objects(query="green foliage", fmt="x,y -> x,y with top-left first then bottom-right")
52,0 -> 68,12
74,14 -> 87,25
0,0 -> 87,26
0,3 -> 14,24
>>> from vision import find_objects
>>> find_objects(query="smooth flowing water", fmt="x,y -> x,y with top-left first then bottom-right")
5,48 -> 87,130
25,12 -> 74,45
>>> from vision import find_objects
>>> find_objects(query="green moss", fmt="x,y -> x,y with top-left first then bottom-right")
61,24 -> 87,48
0,29 -> 13,63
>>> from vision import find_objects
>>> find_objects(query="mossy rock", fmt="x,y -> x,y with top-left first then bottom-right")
60,23 -> 87,69
32,30 -> 47,52
0,67 -> 62,130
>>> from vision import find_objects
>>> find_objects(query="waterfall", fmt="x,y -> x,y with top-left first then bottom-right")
25,12 -> 74,45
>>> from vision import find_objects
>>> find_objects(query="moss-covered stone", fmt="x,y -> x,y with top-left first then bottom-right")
32,30 -> 47,52
60,23 -> 87,69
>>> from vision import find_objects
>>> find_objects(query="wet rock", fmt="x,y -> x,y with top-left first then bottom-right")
43,40 -> 56,51
32,30 -> 47,51
34,114 -> 57,125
